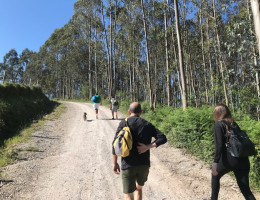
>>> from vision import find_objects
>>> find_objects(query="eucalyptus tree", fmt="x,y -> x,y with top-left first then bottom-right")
251,0 -> 260,56
74,0 -> 97,98
23,51 -> 44,86
115,0 -> 142,100
19,48 -> 34,84
198,0 -> 209,104
250,0 -> 260,119
164,0 -> 171,106
140,0 -> 153,108
2,49 -> 20,83
36,25 -> 76,98
0,62 -> 7,83
174,0 -> 187,110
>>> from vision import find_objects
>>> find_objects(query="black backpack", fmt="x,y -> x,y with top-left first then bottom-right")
112,99 -> 118,106
221,120 -> 256,158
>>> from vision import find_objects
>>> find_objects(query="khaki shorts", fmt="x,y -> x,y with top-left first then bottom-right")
111,106 -> 118,112
122,165 -> 149,194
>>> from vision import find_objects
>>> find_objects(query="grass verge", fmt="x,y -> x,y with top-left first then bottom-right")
0,103 -> 67,167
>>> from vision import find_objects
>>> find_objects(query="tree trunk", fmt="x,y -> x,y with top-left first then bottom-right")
248,0 -> 260,120
88,19 -> 93,99
101,1 -> 111,94
251,0 -> 260,56
212,0 -> 228,106
141,0 -> 153,108
174,0 -> 187,110
206,14 -> 214,105
199,5 -> 209,103
109,3 -> 113,97
164,0 -> 170,106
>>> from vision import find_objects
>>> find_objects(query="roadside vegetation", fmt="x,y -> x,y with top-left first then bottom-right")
0,83 -> 64,167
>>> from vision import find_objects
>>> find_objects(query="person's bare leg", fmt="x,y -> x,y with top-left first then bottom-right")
124,193 -> 134,200
134,184 -> 143,200
112,111 -> 114,119
95,109 -> 98,119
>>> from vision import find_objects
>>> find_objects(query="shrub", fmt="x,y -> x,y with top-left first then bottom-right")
0,83 -> 57,145
140,104 -> 260,190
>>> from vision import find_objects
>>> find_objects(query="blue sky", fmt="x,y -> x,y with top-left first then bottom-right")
0,0 -> 76,63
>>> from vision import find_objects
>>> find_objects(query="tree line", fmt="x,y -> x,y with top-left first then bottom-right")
0,0 -> 259,118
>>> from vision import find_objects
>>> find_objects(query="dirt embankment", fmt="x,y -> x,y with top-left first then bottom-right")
0,102 -> 259,200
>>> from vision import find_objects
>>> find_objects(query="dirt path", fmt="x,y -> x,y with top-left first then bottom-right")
0,102 -> 259,200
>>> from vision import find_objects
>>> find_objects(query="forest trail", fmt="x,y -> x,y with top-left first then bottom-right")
0,102 -> 259,200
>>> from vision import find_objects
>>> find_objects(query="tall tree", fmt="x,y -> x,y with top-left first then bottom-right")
250,0 -> 260,119
174,0 -> 187,109
141,0 -> 153,108
251,0 -> 260,56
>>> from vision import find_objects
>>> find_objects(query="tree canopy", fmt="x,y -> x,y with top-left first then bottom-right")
0,0 -> 259,118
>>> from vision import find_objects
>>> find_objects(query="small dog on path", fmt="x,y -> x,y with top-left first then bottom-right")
83,112 -> 87,121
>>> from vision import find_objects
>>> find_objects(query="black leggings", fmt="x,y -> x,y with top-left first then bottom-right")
211,165 -> 256,200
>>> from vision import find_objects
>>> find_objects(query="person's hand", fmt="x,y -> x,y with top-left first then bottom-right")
137,143 -> 149,154
212,163 -> 218,176
113,163 -> 120,174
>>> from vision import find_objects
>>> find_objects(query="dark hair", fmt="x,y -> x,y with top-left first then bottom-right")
129,103 -> 142,114
213,104 -> 234,123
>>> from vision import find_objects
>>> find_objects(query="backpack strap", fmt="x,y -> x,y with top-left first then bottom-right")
124,118 -> 128,127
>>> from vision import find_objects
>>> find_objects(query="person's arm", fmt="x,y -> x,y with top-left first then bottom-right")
112,154 -> 120,174
212,122 -> 225,176
137,142 -> 157,154
137,123 -> 167,154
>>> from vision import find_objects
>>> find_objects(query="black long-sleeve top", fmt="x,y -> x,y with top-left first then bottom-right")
112,116 -> 167,170
213,121 -> 227,163
213,120 -> 250,169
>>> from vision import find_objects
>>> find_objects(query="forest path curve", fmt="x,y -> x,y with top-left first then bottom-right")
0,102 -> 259,200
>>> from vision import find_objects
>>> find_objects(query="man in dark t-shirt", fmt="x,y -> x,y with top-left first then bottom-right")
112,102 -> 167,200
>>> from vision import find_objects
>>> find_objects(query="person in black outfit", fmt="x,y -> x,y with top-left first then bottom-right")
112,102 -> 167,200
211,104 -> 256,200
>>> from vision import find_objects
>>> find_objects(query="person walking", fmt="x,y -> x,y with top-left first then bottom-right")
91,93 -> 102,119
112,102 -> 167,200
110,96 -> 119,119
211,104 -> 256,200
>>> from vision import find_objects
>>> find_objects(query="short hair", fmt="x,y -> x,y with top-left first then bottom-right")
129,103 -> 142,114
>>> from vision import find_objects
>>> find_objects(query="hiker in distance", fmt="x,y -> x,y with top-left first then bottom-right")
211,104 -> 256,200
110,96 -> 119,119
112,102 -> 167,200
91,93 -> 102,119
